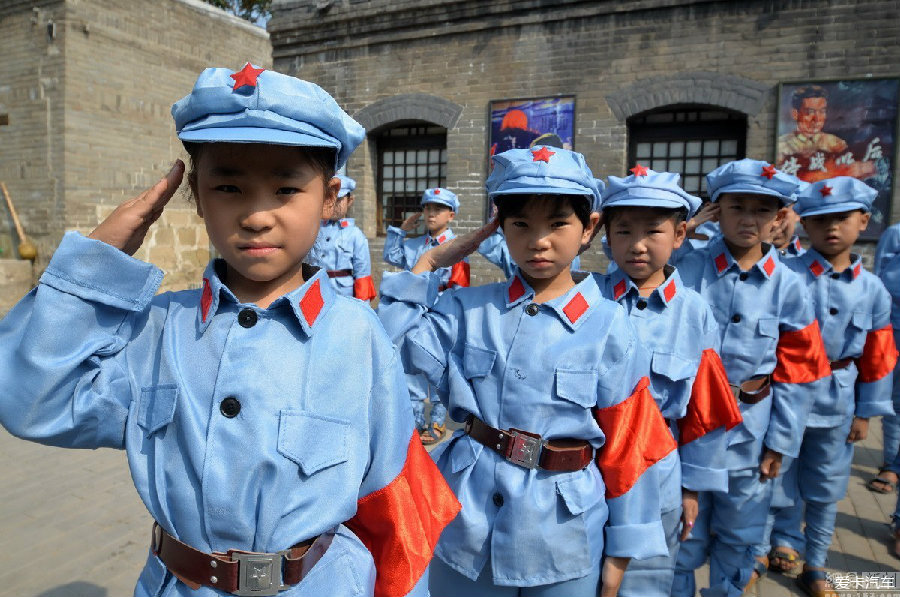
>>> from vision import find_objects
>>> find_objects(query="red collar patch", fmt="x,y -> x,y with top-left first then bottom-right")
762,256 -> 776,277
809,260 -> 824,277
299,279 -> 324,326
663,279 -> 677,302
852,263 -> 861,279
200,278 -> 212,322
340,220 -> 350,228
437,234 -> 446,244
531,146 -> 555,163
230,63 -> 265,91
563,292 -> 589,324
714,253 -> 728,274
508,276 -> 525,303
793,237 -> 802,251
613,279 -> 627,300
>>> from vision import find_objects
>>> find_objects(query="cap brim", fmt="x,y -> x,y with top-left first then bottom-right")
797,201 -> 870,217
601,196 -> 694,215
178,127 -> 341,150
712,183 -> 796,205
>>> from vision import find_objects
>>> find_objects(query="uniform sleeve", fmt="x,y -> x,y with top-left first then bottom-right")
592,311 -> 673,559
874,225 -> 900,277
0,232 -> 160,449
768,276 -> 830,457
477,230 -> 516,279
350,229 -> 376,301
855,281 -> 898,417
382,226 -> 409,269
345,340 -> 460,597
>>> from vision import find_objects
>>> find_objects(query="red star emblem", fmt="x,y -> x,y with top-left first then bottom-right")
433,188 -> 440,194
230,63 -> 265,91
761,164 -> 777,180
531,146 -> 555,163
630,164 -> 649,177
820,185 -> 833,197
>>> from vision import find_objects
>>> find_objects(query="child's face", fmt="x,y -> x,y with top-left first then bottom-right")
422,203 -> 454,234
801,210 -> 870,259
606,208 -> 686,286
502,197 -> 598,284
333,194 -> 354,220
192,143 -> 338,300
716,193 -> 783,250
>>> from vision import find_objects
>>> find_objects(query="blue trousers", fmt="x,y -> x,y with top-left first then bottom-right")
428,556 -> 600,597
618,507 -> 681,597
672,470 -> 774,597
881,331 -> 900,472
761,422 -> 853,568
408,372 -> 446,429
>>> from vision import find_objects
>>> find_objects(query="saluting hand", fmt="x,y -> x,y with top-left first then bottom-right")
89,161 -> 185,256
686,202 -> 720,240
400,212 -> 422,232
412,218 -> 500,274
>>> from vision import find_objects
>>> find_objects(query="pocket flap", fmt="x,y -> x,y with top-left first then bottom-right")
449,435 -> 483,473
137,385 -> 177,437
556,472 -> 602,515
556,369 -> 598,408
278,411 -> 350,475
463,344 -> 497,379
851,310 -> 873,330
650,351 -> 697,381
757,317 -> 779,338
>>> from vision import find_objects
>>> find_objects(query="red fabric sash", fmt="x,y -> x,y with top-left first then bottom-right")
857,324 -> 899,383
594,377 -> 677,498
346,433 -> 460,597
353,275 -> 377,301
447,261 -> 470,288
772,320 -> 830,384
678,348 -> 742,446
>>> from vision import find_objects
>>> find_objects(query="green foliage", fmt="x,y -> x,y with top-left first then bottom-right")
202,0 -> 271,23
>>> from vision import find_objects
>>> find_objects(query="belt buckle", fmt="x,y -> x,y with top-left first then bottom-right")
232,551 -> 290,596
507,429 -> 542,469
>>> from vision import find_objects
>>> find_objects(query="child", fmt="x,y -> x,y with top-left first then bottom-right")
377,146 -> 674,597
762,177 -> 896,595
306,174 -> 377,301
0,64 -> 459,597
672,158 -> 830,597
595,167 -> 742,597
384,187 -> 469,444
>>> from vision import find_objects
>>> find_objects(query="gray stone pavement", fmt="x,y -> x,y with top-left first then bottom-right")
1,420 -> 898,597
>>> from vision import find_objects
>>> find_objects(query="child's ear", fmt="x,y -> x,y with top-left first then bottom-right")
673,220 -> 688,249
799,217 -> 809,235
448,211 -> 456,222
582,211 -> 602,245
859,211 -> 871,231
323,176 -> 341,217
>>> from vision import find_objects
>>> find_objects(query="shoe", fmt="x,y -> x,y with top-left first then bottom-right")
795,567 -> 836,597
742,555 -> 768,594
866,469 -> 898,494
767,546 -> 800,574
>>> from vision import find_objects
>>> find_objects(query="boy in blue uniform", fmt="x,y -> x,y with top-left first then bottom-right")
761,177 -> 897,595
307,175 -> 377,301
378,146 -> 674,597
384,187 -> 469,444
595,166 -> 742,597
0,64 -> 459,597
673,159 -> 830,597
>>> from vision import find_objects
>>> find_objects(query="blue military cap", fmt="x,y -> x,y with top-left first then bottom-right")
794,176 -> 877,217
421,188 -> 459,212
172,63 -> 365,169
601,165 -> 701,218
337,175 -> 356,198
486,146 -> 602,212
706,159 -> 800,205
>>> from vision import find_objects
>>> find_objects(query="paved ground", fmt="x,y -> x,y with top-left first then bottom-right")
1,419 -> 898,597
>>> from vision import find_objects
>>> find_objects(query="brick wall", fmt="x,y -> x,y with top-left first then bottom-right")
269,0 -> 900,282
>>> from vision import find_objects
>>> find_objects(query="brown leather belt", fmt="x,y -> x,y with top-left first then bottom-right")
730,375 -> 772,405
151,522 -> 334,596
327,269 -> 352,278
464,415 -> 593,471
830,358 -> 853,371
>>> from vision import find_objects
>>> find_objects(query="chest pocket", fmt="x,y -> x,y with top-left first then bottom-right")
846,310 -> 873,358
650,352 -> 697,381
463,344 -> 497,379
757,317 -> 779,339
556,369 -> 598,408
278,411 -> 350,476
137,385 -> 177,437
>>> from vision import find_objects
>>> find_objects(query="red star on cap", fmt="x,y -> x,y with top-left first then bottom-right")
230,63 -> 265,91
630,164 -> 649,177
433,189 -> 440,194
531,146 -> 555,163
820,184 -> 833,197
761,164 -> 777,180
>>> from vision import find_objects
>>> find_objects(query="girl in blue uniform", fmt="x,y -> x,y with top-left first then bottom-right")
378,146 -> 674,597
0,64 -> 459,597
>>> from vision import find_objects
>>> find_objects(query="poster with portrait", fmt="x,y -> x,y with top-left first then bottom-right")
775,78 -> 899,238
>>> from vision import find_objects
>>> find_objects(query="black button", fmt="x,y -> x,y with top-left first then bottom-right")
830,307 -> 839,315
636,300 -> 647,310
739,272 -> 749,281
492,492 -> 504,507
220,397 -> 241,418
525,304 -> 539,316
731,314 -> 742,323
831,273 -> 840,280
238,309 -> 257,328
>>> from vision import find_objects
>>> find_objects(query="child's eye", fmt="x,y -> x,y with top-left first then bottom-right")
551,220 -> 569,228
214,185 -> 240,193
511,220 -> 528,228
276,187 -> 300,195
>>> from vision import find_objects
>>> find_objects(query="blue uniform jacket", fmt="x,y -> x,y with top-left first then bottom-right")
307,218 -> 375,300
677,238 -> 829,471
595,268 -> 740,507
0,233 -> 457,597
784,249 -> 896,427
383,226 -> 469,289
875,222 -> 900,330
377,270 -> 672,586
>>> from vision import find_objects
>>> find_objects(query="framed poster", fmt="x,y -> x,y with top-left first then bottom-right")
775,78 -> 899,238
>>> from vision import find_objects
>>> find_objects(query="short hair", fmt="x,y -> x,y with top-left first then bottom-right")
494,194 -> 593,228
791,85 -> 828,111
603,205 -> 688,227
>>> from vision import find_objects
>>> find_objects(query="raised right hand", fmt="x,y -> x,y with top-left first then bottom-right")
89,161 -> 185,256
412,218 -> 500,274
400,212 -> 422,232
